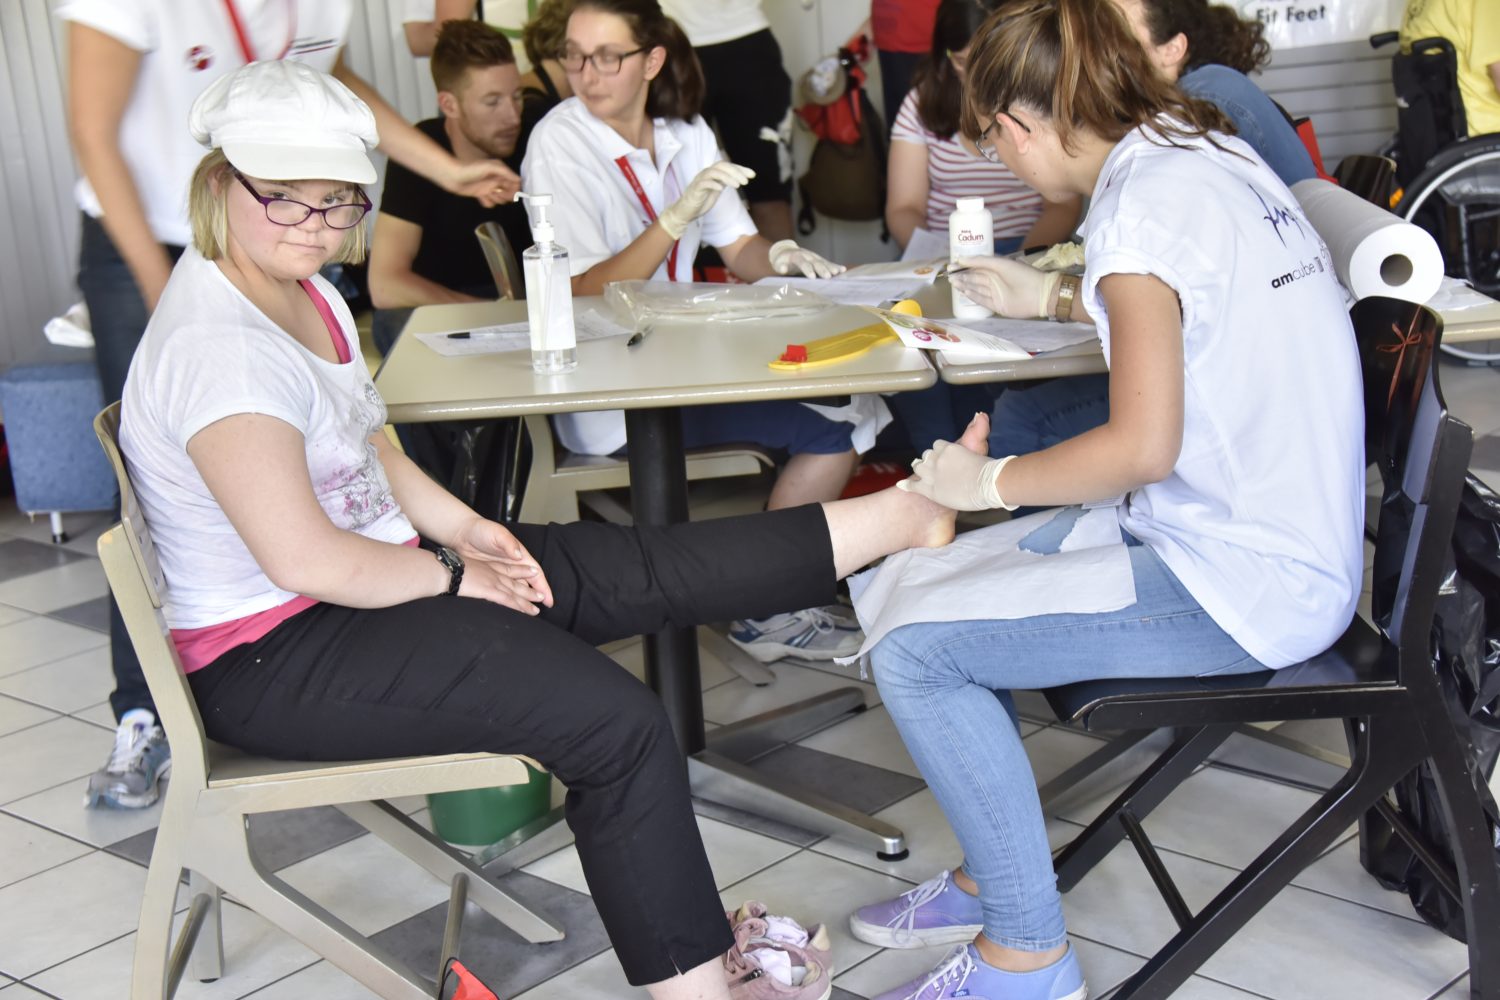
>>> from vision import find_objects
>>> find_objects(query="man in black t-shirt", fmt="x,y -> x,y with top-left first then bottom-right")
369,20 -> 536,356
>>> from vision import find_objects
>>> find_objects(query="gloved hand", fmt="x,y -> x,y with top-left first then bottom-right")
768,239 -> 847,279
658,161 -> 756,240
897,442 -> 1019,511
948,255 -> 1062,319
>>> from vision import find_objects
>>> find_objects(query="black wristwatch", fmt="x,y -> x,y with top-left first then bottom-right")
434,545 -> 465,596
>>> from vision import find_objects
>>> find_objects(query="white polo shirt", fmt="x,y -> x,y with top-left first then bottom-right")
1082,123 -> 1364,668
57,0 -> 351,247
658,0 -> 769,47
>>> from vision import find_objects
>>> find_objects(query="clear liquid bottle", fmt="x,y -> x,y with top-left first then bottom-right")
516,192 -> 577,374
949,196 -> 994,321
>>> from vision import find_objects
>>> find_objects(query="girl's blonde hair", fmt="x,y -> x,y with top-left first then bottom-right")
961,0 -> 1233,153
188,149 -> 369,264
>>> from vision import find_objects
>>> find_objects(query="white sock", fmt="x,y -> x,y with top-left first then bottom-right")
120,708 -> 155,730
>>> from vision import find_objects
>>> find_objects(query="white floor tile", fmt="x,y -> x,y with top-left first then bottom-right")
0,645 -> 114,714
70,701 -> 118,730
275,832 -> 453,937
236,959 -> 378,999
702,662 -> 880,726
524,814 -> 798,896
0,603 -> 31,629
0,812 -> 91,889
0,716 -> 113,806
511,948 -> 635,999
1433,975 -> 1469,998
834,942 -> 962,997
0,560 -> 109,615
0,851 -> 153,978
716,850 -> 916,976
0,984 -> 54,998
1292,836 -> 1430,919
29,900 -> 319,1000
58,515 -> 115,559
0,617 -> 109,678
5,775 -> 166,848
0,694 -> 58,738
796,705 -> 925,779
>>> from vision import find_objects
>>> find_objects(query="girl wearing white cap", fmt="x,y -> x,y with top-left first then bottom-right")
118,60 -> 978,999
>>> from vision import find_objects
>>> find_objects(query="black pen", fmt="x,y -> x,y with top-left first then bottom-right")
626,325 -> 653,347
447,331 -> 472,340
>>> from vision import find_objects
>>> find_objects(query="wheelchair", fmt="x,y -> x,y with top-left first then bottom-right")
1372,32 -> 1500,362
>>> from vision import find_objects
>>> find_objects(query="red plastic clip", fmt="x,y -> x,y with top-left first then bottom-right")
780,344 -> 808,363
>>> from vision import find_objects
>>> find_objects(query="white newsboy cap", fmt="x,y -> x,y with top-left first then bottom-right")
189,61 -> 378,184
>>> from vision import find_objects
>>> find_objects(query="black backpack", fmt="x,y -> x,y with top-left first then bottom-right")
795,47 -> 888,234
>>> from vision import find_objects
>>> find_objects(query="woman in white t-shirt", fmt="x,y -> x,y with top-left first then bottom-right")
122,61 -> 968,1000
848,3 -> 1364,999
886,0 -> 1080,254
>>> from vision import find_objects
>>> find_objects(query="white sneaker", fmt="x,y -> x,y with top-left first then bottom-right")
84,714 -> 172,809
728,606 -> 863,663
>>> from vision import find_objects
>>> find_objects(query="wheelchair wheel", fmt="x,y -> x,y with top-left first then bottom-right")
1395,136 -> 1500,362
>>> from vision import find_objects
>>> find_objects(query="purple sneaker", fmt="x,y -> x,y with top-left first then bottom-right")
870,943 -> 1087,1000
849,870 -> 983,948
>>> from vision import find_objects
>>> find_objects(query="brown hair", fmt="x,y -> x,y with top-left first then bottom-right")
912,0 -> 1005,137
431,19 -> 517,95
571,0 -> 703,121
1138,0 -> 1270,74
523,0 -> 575,68
961,0 -> 1234,154
188,150 -> 367,264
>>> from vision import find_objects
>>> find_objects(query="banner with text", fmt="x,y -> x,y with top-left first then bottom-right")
1235,0 -> 1404,50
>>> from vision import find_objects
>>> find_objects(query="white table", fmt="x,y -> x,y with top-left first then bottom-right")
375,297 -> 936,859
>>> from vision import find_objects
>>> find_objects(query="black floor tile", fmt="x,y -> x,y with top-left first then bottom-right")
1471,433 -> 1500,472
48,596 -> 109,632
372,869 -> 612,1000
105,804 -> 368,872
0,539 -> 86,584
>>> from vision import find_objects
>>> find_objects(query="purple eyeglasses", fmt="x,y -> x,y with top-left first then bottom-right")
233,171 -> 371,230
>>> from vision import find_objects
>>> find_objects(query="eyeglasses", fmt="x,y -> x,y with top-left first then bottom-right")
559,45 -> 647,75
233,171 -> 371,230
976,111 -> 1031,163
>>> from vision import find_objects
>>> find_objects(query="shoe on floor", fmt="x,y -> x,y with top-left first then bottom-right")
850,870 -> 984,949
870,943 -> 1087,1000
724,901 -> 833,1000
83,712 -> 172,809
728,605 -> 863,663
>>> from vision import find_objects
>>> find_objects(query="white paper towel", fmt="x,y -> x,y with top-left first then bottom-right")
1291,178 -> 1444,304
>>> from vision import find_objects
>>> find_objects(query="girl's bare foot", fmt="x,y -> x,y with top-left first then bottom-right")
900,411 -> 994,550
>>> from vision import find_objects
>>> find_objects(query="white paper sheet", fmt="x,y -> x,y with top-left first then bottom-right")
1426,275 -> 1498,313
873,309 -> 1030,360
415,308 -> 632,357
901,227 -> 949,262
952,316 -> 1100,355
842,506 -> 1137,668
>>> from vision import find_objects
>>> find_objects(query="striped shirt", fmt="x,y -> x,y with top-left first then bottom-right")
891,89 -> 1044,240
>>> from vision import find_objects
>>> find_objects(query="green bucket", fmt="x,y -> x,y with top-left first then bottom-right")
427,766 -> 553,847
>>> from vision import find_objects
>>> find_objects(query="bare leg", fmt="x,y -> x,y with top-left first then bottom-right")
645,957 -> 732,1000
749,199 -> 794,244
767,450 -> 859,509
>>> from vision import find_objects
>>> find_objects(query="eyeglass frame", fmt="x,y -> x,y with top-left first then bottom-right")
976,110 -> 1032,163
232,170 -> 372,230
559,44 -> 648,76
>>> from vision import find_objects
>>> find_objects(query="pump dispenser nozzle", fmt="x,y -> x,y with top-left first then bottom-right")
514,190 -> 556,244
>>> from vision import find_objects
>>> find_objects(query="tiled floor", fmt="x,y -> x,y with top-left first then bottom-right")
2,356 -> 1499,1000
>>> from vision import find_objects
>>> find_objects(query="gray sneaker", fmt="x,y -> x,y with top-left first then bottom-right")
84,716 -> 172,809
728,606 -> 863,663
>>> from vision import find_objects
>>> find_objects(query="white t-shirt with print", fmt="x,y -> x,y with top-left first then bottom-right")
1081,125 -> 1364,668
520,97 -> 760,455
658,0 -> 768,47
121,247 -> 416,630
57,0 -> 351,247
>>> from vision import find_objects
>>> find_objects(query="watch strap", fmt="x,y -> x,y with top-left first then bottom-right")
1054,273 -> 1080,323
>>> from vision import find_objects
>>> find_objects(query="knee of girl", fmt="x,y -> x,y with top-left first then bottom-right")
868,627 -> 947,703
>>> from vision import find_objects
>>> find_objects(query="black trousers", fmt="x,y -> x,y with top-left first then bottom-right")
187,507 -> 836,985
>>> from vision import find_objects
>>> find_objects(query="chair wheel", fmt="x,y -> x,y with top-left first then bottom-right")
877,849 -> 909,862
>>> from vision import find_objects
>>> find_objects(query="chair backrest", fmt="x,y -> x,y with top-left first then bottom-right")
475,222 -> 524,301
1353,298 -> 1473,673
1391,36 -> 1468,186
93,402 -> 212,788
1334,154 -> 1398,209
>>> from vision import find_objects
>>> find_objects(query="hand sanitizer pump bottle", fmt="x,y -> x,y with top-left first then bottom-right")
515,192 -> 577,374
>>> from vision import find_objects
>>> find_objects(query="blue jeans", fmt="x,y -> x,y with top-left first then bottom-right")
988,373 -> 1109,459
870,535 -> 1266,951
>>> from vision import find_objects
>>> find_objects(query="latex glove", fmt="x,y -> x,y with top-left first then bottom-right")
658,161 -> 756,239
768,239 -> 847,279
898,442 -> 1019,511
948,255 -> 1062,319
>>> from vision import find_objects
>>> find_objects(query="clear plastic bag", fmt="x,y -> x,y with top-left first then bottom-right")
604,280 -> 834,329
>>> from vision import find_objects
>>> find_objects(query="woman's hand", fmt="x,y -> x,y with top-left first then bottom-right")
949,255 -> 1061,319
658,161 -> 755,239
768,239 -> 846,279
450,517 -> 554,614
444,158 -> 522,207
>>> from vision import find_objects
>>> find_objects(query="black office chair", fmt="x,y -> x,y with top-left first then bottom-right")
1043,297 -> 1500,999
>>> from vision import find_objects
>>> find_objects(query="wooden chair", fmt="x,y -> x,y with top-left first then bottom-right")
93,403 -> 564,1000
1042,298 -> 1500,999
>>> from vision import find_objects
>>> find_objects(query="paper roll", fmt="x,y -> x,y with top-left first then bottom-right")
1291,178 -> 1444,304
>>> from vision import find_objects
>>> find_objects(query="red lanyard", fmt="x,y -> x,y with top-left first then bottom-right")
221,0 -> 296,64
614,155 -> 681,283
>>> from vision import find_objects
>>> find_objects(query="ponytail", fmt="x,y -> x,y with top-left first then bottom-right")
962,0 -> 1233,154
573,0 -> 703,121
1139,0 -> 1270,74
